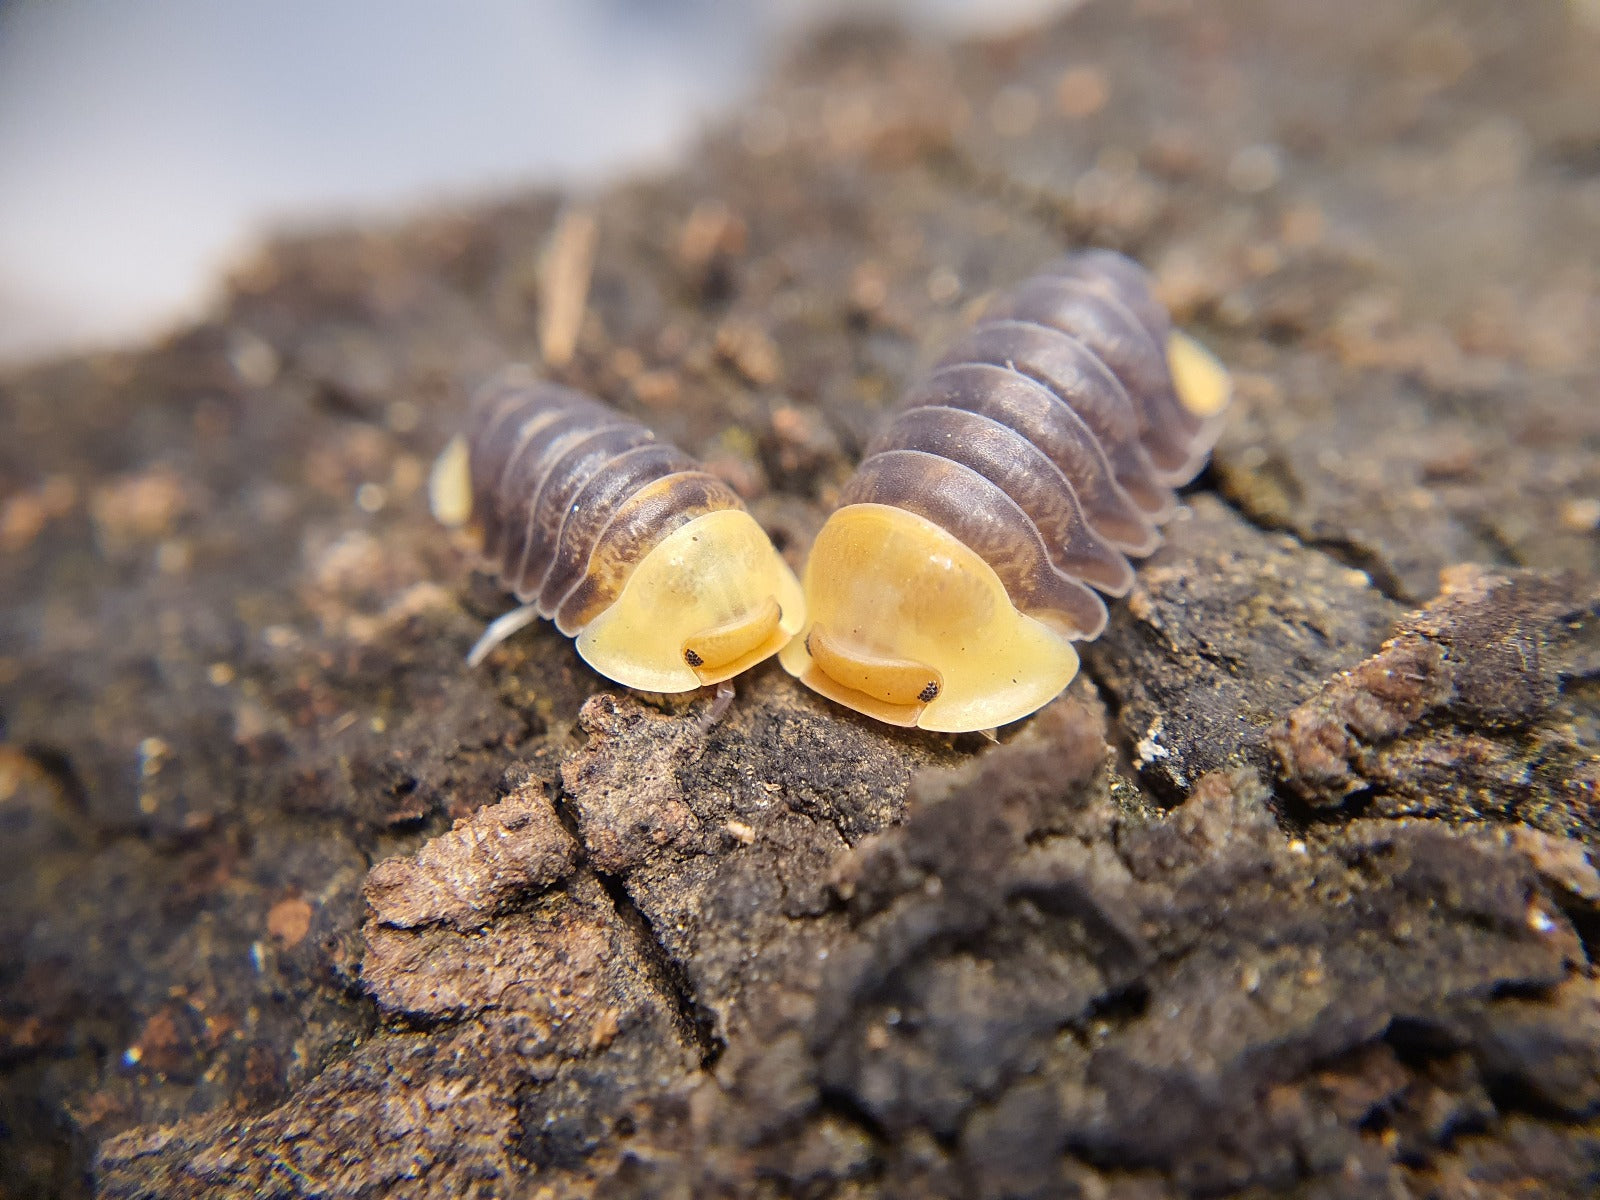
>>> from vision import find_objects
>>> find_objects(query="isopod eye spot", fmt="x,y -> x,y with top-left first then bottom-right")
918,681 -> 940,703
684,648 -> 705,668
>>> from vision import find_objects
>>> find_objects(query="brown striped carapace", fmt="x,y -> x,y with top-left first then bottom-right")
779,250 -> 1230,732
431,368 -> 804,692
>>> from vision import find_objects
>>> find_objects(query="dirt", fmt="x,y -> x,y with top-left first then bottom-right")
2,1 -> 1598,1197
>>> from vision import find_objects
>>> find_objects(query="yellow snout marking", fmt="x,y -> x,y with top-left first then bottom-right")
805,625 -> 942,707
683,596 -> 784,683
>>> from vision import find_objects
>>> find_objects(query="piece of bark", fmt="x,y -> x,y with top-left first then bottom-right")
364,773 -> 578,931
1274,566 -> 1600,844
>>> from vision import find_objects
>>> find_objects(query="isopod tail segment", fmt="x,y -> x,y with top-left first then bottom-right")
779,249 -> 1230,732
431,366 -> 805,693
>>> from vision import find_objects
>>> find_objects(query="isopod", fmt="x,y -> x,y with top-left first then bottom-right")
778,250 -> 1230,731
432,367 -> 805,692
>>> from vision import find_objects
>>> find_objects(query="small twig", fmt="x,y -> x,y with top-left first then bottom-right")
538,203 -> 598,369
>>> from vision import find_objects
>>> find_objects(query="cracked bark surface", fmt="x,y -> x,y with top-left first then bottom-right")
2,1 -> 1599,1196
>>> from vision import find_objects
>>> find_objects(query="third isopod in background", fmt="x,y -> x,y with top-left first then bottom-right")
780,249 -> 1230,732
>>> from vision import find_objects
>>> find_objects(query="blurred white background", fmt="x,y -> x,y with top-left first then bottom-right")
0,0 -> 1066,365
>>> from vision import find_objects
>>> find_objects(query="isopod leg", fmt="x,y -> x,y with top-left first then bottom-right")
700,679 -> 737,730
466,604 -> 543,667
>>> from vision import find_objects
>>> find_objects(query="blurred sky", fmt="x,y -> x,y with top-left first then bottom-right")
0,0 -> 1067,365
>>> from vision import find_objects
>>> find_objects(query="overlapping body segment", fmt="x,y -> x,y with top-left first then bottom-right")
781,249 -> 1230,731
433,369 -> 804,693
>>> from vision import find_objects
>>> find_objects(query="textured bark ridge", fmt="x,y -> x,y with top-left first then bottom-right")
3,1 -> 1599,1197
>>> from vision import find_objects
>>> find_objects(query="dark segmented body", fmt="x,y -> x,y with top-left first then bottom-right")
846,250 -> 1222,642
463,373 -> 741,635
